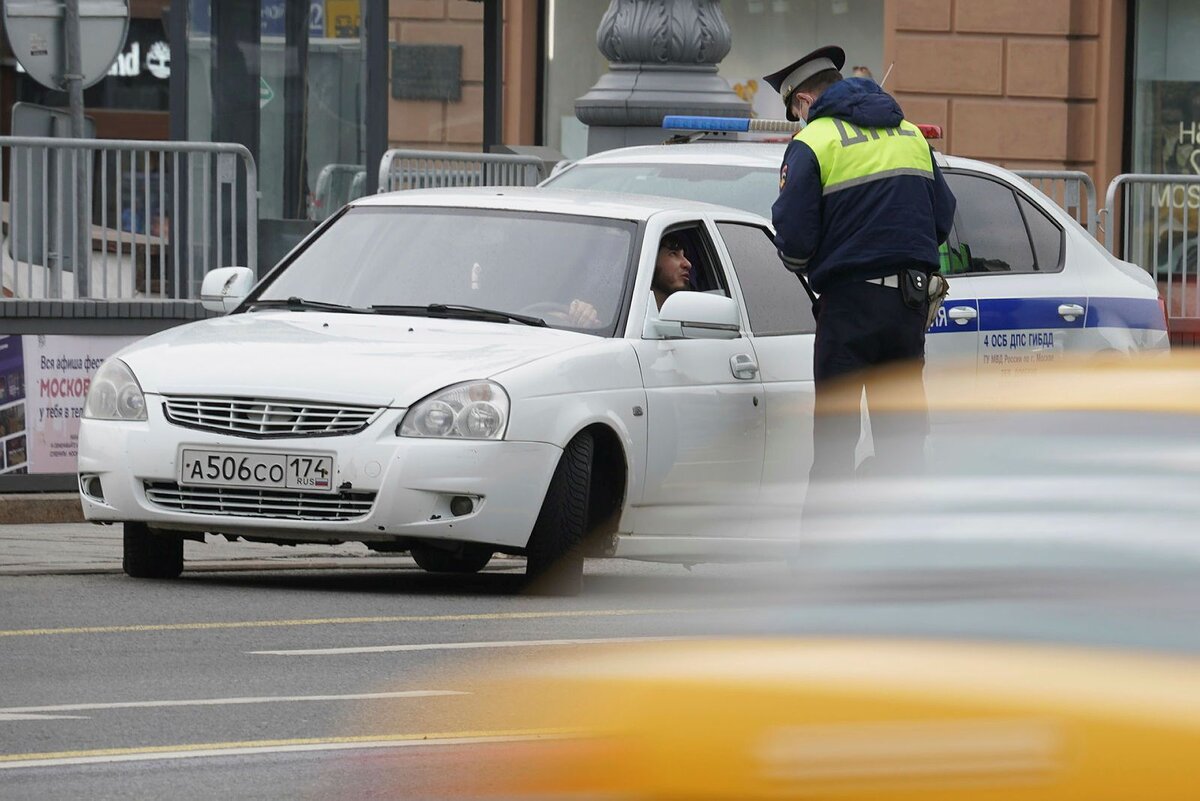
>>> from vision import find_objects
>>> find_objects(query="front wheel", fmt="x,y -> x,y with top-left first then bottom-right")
409,542 -> 493,574
123,522 -> 184,579
524,431 -> 593,596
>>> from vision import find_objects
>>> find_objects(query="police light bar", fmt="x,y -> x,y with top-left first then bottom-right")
663,115 -> 943,140
663,116 -> 803,135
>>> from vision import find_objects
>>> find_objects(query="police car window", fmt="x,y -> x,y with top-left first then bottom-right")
942,172 -> 1059,275
1018,194 -> 1065,270
546,164 -> 780,219
717,222 -> 816,336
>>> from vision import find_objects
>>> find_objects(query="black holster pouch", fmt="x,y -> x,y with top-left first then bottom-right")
901,268 -> 928,310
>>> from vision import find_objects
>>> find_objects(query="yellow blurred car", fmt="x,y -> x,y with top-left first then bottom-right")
420,354 -> 1200,800
451,638 -> 1200,800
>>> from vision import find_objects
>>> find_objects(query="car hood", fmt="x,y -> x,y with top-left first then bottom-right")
117,311 -> 595,407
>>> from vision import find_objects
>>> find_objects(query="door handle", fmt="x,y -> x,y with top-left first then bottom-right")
947,306 -> 977,325
1058,303 -> 1085,322
730,353 -> 758,380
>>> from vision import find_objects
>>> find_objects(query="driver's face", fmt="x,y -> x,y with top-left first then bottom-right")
653,244 -> 692,295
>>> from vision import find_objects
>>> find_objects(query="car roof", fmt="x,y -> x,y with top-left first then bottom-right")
351,185 -> 754,221
565,141 -> 791,169
562,140 -> 979,173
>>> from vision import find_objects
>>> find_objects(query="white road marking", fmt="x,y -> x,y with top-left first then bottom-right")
0,690 -> 464,715
0,713 -> 89,721
0,608 -> 685,639
0,730 -> 563,770
251,635 -> 686,656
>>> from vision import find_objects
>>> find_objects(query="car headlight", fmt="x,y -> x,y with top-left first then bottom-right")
83,358 -> 147,421
398,381 -> 509,440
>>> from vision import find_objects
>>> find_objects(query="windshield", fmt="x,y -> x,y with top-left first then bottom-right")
545,163 -> 779,218
256,207 -> 638,335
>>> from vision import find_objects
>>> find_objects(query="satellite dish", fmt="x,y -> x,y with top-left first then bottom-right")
2,0 -> 131,91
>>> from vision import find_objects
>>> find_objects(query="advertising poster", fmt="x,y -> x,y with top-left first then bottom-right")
0,337 -> 28,475
18,335 -> 139,475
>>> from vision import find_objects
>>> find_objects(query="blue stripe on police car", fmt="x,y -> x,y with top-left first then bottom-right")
930,297 -> 1166,335
1084,297 -> 1169,331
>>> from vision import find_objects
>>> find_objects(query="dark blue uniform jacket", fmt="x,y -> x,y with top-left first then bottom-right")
771,78 -> 957,293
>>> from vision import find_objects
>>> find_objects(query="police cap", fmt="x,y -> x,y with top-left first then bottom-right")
762,45 -> 846,121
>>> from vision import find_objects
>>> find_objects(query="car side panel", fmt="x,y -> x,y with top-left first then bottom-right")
752,334 -> 816,506
496,339 -> 647,536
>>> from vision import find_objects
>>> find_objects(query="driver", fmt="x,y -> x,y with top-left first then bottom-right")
652,233 -> 692,308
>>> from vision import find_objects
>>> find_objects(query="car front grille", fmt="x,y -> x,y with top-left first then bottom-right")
144,482 -> 376,521
161,395 -> 382,438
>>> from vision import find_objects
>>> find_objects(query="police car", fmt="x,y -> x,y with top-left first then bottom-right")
542,117 -> 1171,375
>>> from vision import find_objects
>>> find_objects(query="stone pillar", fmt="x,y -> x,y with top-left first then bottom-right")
575,0 -> 750,154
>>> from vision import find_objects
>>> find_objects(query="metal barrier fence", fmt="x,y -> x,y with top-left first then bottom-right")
1106,173 -> 1200,322
309,163 -> 367,222
377,149 -> 546,193
1015,170 -> 1099,235
1,136 -> 257,302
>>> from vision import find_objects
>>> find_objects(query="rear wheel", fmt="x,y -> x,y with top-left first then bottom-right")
409,542 -> 493,574
123,522 -> 184,579
524,431 -> 593,596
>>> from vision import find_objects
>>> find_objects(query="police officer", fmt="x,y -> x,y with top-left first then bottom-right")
764,46 -> 956,484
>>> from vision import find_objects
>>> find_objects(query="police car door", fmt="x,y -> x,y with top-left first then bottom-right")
629,218 -> 765,541
928,170 -> 1083,385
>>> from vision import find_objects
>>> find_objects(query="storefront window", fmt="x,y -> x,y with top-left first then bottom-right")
542,0 -> 882,158
1129,0 -> 1200,281
1132,0 -> 1200,176
186,0 -> 367,223
720,0 -> 883,119
9,12 -> 171,138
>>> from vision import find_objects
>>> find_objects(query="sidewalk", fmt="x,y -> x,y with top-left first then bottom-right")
0,521 -> 423,576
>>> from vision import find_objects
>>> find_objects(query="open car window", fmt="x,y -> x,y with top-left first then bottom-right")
663,223 -> 730,296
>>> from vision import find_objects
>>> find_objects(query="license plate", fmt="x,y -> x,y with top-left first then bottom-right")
179,449 -> 335,493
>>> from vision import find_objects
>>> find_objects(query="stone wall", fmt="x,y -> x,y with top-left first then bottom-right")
387,0 -> 538,151
884,0 -> 1127,190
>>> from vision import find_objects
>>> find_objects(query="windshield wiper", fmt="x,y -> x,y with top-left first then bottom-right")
247,297 -> 372,314
371,304 -> 548,327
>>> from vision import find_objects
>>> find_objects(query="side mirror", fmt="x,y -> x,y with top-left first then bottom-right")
200,267 -> 255,313
646,292 -> 741,340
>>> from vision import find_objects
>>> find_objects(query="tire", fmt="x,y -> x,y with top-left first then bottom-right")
524,431 -> 593,596
123,522 -> 184,579
409,542 -> 493,574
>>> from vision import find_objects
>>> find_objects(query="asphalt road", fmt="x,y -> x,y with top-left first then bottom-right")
0,557 -> 801,801
5,543 -> 1200,800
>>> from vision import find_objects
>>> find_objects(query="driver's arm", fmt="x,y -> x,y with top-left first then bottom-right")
564,299 -> 601,328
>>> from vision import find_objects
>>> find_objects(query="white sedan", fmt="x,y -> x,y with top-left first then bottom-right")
79,189 -> 825,593
543,139 -> 1171,369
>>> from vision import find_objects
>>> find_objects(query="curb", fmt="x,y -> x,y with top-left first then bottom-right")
0,493 -> 84,525
0,556 -> 422,577
0,557 -> 527,577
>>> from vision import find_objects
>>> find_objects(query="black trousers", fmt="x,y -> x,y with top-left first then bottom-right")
809,278 -> 929,485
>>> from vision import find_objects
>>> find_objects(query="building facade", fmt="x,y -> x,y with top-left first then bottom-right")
536,0 -> 1198,196
4,1 -> 1196,197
